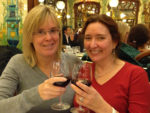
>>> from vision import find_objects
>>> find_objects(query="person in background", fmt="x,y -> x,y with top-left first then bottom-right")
71,14 -> 150,113
0,5 -> 81,113
76,28 -> 84,52
116,21 -> 130,43
116,21 -> 141,66
62,26 -> 72,45
127,24 -> 150,52
69,29 -> 78,47
117,22 -> 150,80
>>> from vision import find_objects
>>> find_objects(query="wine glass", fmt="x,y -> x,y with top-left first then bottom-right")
70,61 -> 92,113
50,60 -> 71,111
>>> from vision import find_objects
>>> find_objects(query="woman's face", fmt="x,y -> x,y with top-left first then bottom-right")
32,18 -> 60,58
84,22 -> 117,62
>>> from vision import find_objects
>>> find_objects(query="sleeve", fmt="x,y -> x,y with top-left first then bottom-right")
0,56 -> 44,113
128,68 -> 150,113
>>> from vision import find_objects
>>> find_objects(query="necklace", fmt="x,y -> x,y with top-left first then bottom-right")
94,59 -> 118,78
95,69 -> 113,78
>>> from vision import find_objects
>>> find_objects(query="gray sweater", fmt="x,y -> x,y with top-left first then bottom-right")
0,53 -> 81,113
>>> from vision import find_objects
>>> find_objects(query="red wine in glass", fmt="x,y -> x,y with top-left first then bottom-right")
50,61 -> 71,111
71,62 -> 92,113
71,79 -> 91,87
53,77 -> 71,87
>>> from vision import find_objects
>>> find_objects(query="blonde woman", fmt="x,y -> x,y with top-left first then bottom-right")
0,5 -> 81,113
117,21 -> 130,43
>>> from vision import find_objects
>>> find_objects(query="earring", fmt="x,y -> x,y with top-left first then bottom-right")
112,48 -> 116,55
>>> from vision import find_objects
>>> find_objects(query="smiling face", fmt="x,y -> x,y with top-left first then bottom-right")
84,22 -> 118,63
32,18 -> 60,59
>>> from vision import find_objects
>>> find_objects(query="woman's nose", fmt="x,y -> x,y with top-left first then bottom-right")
90,39 -> 97,48
45,32 -> 52,40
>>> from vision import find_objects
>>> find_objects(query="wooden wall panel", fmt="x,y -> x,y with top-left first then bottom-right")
28,0 -> 39,12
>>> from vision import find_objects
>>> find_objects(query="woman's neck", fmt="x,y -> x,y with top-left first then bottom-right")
96,55 -> 116,68
95,56 -> 119,76
36,55 -> 57,76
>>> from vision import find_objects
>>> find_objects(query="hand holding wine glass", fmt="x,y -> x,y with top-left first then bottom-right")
50,60 -> 71,111
38,76 -> 67,101
71,61 -> 92,113
51,61 -> 70,87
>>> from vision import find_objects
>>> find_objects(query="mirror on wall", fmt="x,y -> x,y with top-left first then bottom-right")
108,0 -> 140,27
44,0 -> 67,26
74,1 -> 100,30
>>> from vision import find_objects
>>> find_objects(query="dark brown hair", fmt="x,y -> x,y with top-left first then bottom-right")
127,24 -> 150,49
81,14 -> 121,56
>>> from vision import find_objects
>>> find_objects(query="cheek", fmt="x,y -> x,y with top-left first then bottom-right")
32,38 -> 41,50
54,35 -> 60,42
84,41 -> 89,49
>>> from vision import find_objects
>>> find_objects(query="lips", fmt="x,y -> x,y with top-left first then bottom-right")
89,49 -> 101,54
42,42 -> 55,49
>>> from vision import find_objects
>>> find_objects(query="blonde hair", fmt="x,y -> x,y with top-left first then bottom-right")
117,21 -> 130,43
22,5 -> 62,67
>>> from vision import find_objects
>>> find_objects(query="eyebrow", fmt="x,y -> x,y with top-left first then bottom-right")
85,34 -> 107,37
38,27 -> 58,30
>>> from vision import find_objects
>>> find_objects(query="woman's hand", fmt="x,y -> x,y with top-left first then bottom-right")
71,82 -> 112,113
38,76 -> 67,100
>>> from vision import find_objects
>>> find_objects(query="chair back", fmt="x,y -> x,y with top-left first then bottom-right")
0,46 -> 22,75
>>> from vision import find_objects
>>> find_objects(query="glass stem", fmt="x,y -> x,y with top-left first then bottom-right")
79,105 -> 84,111
59,95 -> 62,105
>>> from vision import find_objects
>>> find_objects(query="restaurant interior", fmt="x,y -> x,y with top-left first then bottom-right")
0,0 -> 150,48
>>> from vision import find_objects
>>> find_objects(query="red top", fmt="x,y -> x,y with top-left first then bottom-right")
74,62 -> 150,113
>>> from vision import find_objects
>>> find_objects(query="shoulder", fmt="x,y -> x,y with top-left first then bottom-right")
7,54 -> 29,68
124,62 -> 145,71
10,54 -> 25,63
121,62 -> 149,82
1,54 -> 30,77
122,62 -> 146,74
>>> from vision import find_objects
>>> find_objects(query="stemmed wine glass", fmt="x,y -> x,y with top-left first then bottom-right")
70,61 -> 92,113
50,60 -> 71,111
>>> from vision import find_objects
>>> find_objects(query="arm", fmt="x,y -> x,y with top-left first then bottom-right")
0,55 -> 68,113
0,56 -> 44,113
71,69 -> 150,113
128,69 -> 150,113
71,82 -> 119,113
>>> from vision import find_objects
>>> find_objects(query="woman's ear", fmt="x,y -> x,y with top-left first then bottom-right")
113,40 -> 119,49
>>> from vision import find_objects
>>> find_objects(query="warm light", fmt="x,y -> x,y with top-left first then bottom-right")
38,0 -> 44,3
24,4 -> 27,11
56,1 -> 65,10
88,10 -> 95,14
122,19 -> 127,22
57,15 -> 62,18
106,12 -> 111,16
109,0 -> 119,7
92,8 -> 95,11
66,14 -> 71,19
120,13 -> 126,18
